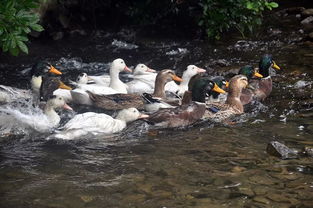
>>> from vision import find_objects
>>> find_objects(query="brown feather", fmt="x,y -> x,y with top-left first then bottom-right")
147,102 -> 206,128
87,91 -> 144,110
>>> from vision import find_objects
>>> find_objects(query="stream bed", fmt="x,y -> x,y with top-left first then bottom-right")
0,11 -> 313,208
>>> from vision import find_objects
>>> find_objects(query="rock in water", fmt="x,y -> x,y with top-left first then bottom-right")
266,141 -> 298,159
304,147 -> 313,157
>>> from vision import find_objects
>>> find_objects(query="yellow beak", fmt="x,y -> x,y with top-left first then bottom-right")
254,71 -> 263,78
213,83 -> 226,94
272,61 -> 280,70
58,81 -> 72,90
49,65 -> 62,75
171,75 -> 183,82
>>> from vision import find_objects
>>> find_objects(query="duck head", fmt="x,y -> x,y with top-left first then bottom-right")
31,61 -> 62,77
111,58 -> 132,74
153,69 -> 182,98
239,65 -> 263,79
191,78 -> 226,103
133,64 -> 156,75
46,95 -> 73,111
259,54 -> 280,77
183,65 -> 206,80
115,107 -> 149,123
209,76 -> 230,99
76,73 -> 91,84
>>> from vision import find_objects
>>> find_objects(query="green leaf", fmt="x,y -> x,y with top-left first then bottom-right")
246,2 -> 253,10
17,40 -> 28,54
268,2 -> 278,8
30,24 -> 44,32
9,46 -> 19,56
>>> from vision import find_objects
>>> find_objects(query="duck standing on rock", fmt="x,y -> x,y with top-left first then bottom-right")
240,54 -> 280,105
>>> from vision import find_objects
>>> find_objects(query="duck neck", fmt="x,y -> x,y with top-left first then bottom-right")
192,88 -> 206,103
153,79 -> 167,98
31,75 -> 42,94
44,104 -> 60,126
226,86 -> 244,113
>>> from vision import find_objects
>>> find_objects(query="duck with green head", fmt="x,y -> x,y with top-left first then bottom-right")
146,78 -> 226,128
203,75 -> 249,122
240,55 -> 280,105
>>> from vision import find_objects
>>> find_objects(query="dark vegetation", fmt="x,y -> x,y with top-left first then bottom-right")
0,0 -> 280,56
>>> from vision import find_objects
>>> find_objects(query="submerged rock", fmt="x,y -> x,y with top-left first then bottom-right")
303,147 -> 313,157
302,9 -> 313,17
266,141 -> 298,159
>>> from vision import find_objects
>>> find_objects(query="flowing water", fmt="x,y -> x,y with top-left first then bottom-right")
1,13 -> 313,208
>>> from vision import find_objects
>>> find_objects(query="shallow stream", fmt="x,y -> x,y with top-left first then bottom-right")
0,12 -> 313,208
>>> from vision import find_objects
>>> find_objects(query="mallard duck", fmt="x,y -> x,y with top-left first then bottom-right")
240,55 -> 280,104
140,69 -> 183,112
238,65 -> 263,105
87,92 -> 145,110
0,61 -> 63,104
144,78 -> 226,127
165,65 -> 206,96
203,75 -> 248,121
86,69 -> 182,111
40,76 -> 72,102
0,95 -> 72,133
71,58 -> 132,105
146,102 -> 206,128
127,64 -> 157,94
50,108 -> 148,140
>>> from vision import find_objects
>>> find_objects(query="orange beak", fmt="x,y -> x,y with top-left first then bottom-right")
254,71 -> 263,78
171,75 -> 183,82
225,81 -> 229,88
58,81 -> 72,90
213,83 -> 226,94
49,65 -> 62,75
124,66 -> 132,72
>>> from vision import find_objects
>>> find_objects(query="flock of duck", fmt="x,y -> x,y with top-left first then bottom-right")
0,55 -> 280,140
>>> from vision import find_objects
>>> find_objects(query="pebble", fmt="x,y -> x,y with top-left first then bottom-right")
253,196 -> 270,204
301,16 -> 313,25
302,8 -> 313,17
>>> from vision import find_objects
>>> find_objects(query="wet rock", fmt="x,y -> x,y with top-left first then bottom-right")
286,7 -> 305,15
253,196 -> 270,204
301,16 -> 313,25
303,147 -> 313,157
249,175 -> 275,185
266,193 -> 295,203
309,32 -> 313,40
52,31 -> 64,40
302,9 -> 313,17
266,141 -> 298,159
238,187 -> 255,197
253,186 -> 268,195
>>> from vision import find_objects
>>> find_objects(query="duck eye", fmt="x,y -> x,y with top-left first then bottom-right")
141,65 -> 144,68
121,61 -> 124,64
59,97 -> 62,100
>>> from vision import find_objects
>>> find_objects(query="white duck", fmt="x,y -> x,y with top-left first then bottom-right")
165,65 -> 206,96
126,64 -> 156,94
49,107 -> 148,140
0,61 -> 63,104
70,58 -> 131,105
0,95 -> 72,133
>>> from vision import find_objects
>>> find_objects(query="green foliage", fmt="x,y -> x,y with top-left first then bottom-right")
0,0 -> 44,56
198,0 -> 278,40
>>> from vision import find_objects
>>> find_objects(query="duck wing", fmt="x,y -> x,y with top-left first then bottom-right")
87,91 -> 144,110
147,102 -> 206,128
